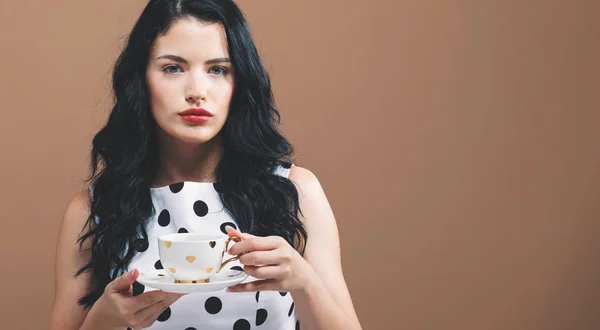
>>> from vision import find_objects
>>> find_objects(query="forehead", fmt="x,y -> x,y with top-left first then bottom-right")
150,17 -> 229,59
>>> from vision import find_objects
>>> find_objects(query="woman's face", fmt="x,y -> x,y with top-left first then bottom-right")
146,18 -> 234,144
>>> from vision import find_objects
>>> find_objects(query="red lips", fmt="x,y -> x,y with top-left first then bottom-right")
178,108 -> 213,117
178,108 -> 213,124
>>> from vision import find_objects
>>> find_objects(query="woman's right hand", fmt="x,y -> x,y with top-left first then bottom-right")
82,269 -> 184,330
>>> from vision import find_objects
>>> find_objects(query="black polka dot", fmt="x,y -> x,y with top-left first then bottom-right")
213,182 -> 225,193
288,302 -> 295,317
132,281 -> 144,296
169,182 -> 184,193
204,297 -> 222,314
154,260 -> 163,270
185,328 -> 197,330
134,238 -> 148,252
233,319 -> 251,330
231,266 -> 243,272
296,320 -> 300,330
193,200 -> 209,217
158,209 -> 170,227
279,291 -> 288,296
220,222 -> 237,235
256,308 -> 268,326
178,227 -> 189,233
281,161 -> 293,169
255,291 -> 260,302
157,307 -> 171,322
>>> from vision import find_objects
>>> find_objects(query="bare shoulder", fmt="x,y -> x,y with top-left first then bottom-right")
65,189 -> 90,215
64,189 -> 91,222
288,166 -> 324,199
57,189 -> 93,249
287,165 -> 336,230
57,187 -> 93,270
288,165 -> 317,181
57,188 -> 93,252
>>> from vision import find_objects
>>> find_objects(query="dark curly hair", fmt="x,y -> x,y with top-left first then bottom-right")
75,0 -> 307,309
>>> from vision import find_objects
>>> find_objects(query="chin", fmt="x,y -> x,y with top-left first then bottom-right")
175,131 -> 219,144
155,124 -> 214,143
176,125 -> 225,144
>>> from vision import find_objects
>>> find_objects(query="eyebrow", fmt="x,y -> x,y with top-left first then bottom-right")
155,54 -> 231,65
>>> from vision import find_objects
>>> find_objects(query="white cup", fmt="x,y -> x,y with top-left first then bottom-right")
157,233 -> 242,283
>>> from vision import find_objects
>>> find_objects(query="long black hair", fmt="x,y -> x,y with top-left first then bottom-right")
75,0 -> 307,308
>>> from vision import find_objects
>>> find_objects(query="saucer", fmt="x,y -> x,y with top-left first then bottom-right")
137,269 -> 248,293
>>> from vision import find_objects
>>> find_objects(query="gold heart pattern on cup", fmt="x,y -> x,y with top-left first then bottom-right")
161,238 -> 237,283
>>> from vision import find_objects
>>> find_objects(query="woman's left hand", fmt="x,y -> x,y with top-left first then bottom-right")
224,226 -> 316,294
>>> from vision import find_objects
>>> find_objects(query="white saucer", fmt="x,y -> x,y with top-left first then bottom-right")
137,269 -> 248,293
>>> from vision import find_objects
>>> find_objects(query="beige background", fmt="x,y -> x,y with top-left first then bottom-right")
0,0 -> 599,329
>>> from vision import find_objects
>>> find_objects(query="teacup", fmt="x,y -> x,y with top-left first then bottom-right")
157,233 -> 242,283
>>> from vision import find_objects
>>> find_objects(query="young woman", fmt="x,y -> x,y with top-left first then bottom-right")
50,1 -> 362,329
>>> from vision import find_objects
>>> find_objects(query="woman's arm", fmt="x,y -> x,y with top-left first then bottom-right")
51,190 -> 184,330
50,190 -> 94,330
288,166 -> 363,330
224,165 -> 364,329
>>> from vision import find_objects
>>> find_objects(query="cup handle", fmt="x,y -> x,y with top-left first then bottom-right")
216,236 -> 243,273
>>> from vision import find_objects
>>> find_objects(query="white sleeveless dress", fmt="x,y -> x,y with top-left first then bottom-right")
93,164 -> 300,330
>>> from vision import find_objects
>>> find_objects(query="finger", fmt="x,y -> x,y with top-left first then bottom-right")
225,226 -> 255,240
239,251 -> 281,266
226,279 -> 278,292
132,300 -> 169,329
108,269 -> 139,293
128,290 -> 174,311
242,265 -> 281,279
228,236 -> 283,255
137,292 -> 184,328
136,310 -> 164,330
135,290 -> 184,323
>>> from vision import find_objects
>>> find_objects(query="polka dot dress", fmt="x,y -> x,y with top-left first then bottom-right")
93,163 -> 300,329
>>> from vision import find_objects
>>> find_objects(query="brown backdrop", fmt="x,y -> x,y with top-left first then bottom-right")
1,0 -> 599,329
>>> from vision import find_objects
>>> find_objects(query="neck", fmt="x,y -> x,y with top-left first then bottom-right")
153,129 -> 224,187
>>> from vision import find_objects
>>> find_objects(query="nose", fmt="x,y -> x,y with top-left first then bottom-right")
185,75 -> 208,105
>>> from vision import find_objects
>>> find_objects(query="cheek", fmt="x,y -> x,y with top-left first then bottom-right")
151,82 -> 173,104
149,80 -> 179,112
214,82 -> 234,107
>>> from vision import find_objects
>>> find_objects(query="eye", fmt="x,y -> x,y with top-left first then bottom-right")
162,65 -> 183,74
208,66 -> 228,76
